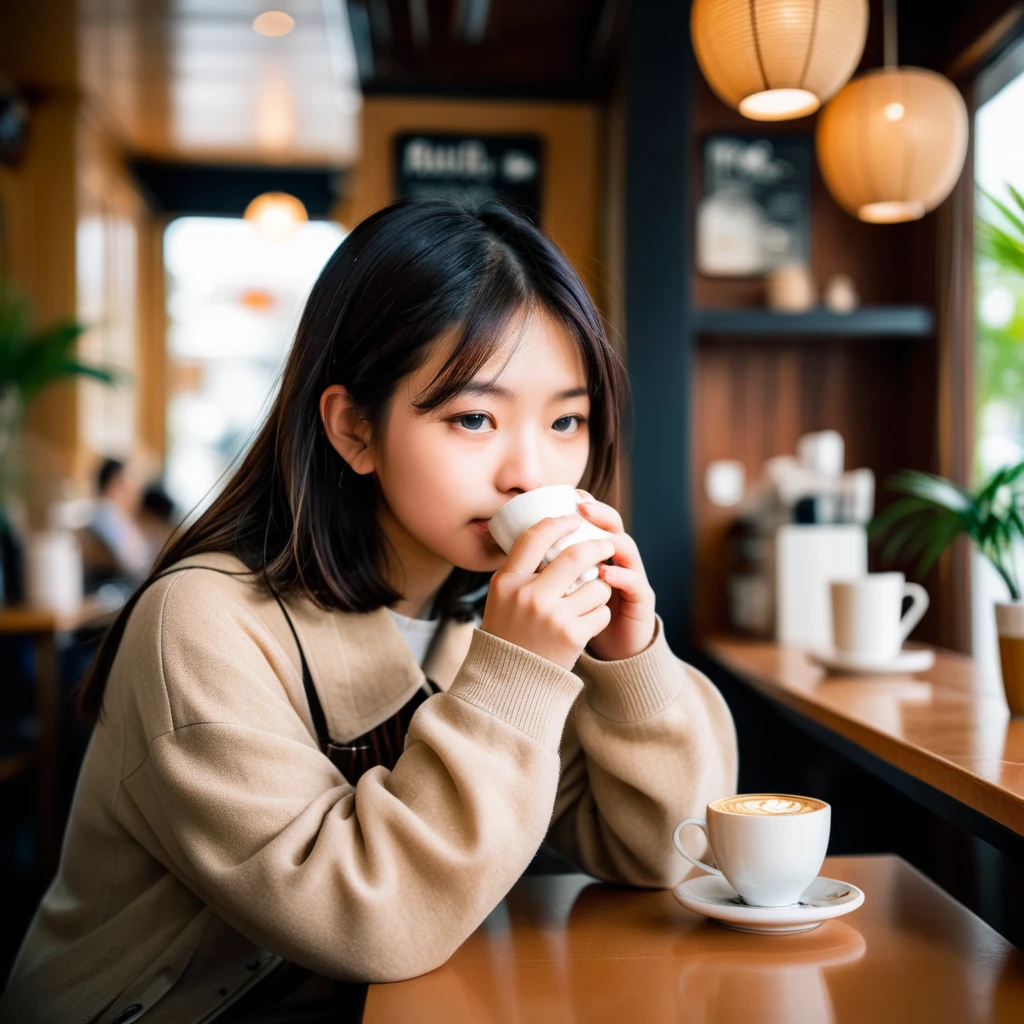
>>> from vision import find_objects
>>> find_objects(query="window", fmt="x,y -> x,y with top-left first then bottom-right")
162,216 -> 346,518
973,39 -> 1024,672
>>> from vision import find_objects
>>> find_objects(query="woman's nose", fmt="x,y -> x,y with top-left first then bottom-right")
495,434 -> 545,495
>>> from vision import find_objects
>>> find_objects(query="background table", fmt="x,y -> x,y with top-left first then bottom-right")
364,857 -> 1024,1023
0,599 -> 118,874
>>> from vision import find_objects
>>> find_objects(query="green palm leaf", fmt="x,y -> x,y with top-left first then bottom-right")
886,470 -> 974,514
0,280 -> 121,405
872,460 -> 1024,602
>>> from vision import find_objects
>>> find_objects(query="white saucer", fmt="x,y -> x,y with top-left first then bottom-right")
807,646 -> 935,676
672,875 -> 865,934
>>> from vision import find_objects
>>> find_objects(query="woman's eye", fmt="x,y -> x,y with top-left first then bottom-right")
455,413 -> 491,431
553,415 -> 586,434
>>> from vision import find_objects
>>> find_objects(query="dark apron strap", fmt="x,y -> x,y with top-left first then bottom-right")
269,588 -> 439,780
269,590 -> 330,752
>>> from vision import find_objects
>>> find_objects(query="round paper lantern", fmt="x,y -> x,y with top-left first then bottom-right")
816,67 -> 968,223
691,0 -> 869,121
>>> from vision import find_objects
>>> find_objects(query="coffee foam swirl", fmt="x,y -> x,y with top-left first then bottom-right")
710,794 -> 826,816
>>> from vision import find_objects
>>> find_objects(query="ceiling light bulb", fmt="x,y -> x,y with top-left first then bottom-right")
884,102 -> 905,121
739,88 -> 820,121
244,192 -> 308,241
253,11 -> 295,37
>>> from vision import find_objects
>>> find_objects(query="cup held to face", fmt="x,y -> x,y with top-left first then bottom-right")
488,485 -> 612,593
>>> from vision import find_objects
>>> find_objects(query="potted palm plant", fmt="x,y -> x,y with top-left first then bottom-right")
0,278 -> 119,600
870,463 -> 1024,714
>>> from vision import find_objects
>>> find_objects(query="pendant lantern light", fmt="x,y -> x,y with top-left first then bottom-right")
816,0 -> 968,223
691,0 -> 869,121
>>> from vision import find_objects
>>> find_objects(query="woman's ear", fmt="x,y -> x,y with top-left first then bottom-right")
320,385 -> 376,475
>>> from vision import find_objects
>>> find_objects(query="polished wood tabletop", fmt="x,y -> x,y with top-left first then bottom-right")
706,638 -> 1024,838
363,857 -> 1024,1023
0,596 -> 119,634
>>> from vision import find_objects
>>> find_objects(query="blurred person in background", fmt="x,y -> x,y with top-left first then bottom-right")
86,457 -> 150,581
137,481 -> 178,566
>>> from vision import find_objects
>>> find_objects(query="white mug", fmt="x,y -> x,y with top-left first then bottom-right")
673,794 -> 831,907
830,572 -> 929,664
488,485 -> 611,595
26,530 -> 83,613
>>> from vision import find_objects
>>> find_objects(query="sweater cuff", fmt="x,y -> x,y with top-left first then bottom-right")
574,614 -> 683,723
447,629 -> 584,750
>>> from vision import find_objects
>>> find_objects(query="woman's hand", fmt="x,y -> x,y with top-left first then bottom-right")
482,515 -> 616,671
574,489 -> 657,661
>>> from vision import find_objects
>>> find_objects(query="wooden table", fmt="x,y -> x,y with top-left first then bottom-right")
0,599 -> 119,873
705,638 -> 1024,857
364,857 -> 1024,1023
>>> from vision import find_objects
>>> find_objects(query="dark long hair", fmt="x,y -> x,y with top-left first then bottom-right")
78,196 -> 629,722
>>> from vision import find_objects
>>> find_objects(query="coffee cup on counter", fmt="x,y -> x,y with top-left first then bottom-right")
673,794 -> 831,907
830,573 -> 929,665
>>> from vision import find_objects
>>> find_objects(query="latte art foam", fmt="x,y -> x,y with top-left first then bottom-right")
710,794 -> 826,816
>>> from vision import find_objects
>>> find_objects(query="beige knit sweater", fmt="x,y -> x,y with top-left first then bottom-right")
0,552 -> 737,1024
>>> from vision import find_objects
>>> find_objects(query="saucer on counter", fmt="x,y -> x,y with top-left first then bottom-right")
807,646 -> 935,676
672,875 -> 865,934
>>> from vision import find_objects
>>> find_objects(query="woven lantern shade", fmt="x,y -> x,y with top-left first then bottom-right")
816,67 -> 968,223
691,0 -> 868,120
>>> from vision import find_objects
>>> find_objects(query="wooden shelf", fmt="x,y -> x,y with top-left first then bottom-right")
694,306 -> 935,338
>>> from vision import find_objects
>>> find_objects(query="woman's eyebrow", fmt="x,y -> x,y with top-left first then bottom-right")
459,383 -> 589,401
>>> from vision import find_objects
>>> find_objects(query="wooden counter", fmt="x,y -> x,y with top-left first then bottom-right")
705,638 -> 1024,849
364,857 -> 1024,1023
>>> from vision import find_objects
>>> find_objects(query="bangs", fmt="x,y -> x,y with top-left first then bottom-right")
411,246 -> 532,412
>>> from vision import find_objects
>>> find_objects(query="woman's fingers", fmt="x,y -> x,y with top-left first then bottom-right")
577,602 -> 613,638
580,511 -> 642,572
499,515 -> 581,576
598,562 -> 654,608
576,497 -> 625,536
563,576 -> 614,615
534,537 -> 616,599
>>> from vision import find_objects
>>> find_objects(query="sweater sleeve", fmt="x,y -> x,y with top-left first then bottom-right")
544,614 -> 739,887
115,575 -> 583,984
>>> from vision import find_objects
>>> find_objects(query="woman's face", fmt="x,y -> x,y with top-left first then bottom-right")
372,307 -> 592,578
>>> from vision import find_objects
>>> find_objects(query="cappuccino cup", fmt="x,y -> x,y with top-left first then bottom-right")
673,794 -> 831,907
830,572 -> 929,664
488,485 -> 612,595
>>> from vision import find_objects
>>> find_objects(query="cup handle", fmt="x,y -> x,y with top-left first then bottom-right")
672,818 -> 722,876
898,582 -> 930,644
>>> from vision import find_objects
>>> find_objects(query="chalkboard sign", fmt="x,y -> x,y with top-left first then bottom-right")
394,133 -> 544,223
697,134 -> 812,278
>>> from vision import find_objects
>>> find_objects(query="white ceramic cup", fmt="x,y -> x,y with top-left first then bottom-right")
830,572 -> 929,664
488,485 -> 612,595
673,794 -> 831,908
26,530 -> 83,614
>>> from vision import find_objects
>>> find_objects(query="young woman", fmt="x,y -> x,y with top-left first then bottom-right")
1,198 -> 737,1024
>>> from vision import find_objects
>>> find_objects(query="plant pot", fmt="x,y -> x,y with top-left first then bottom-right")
996,601 -> 1024,717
